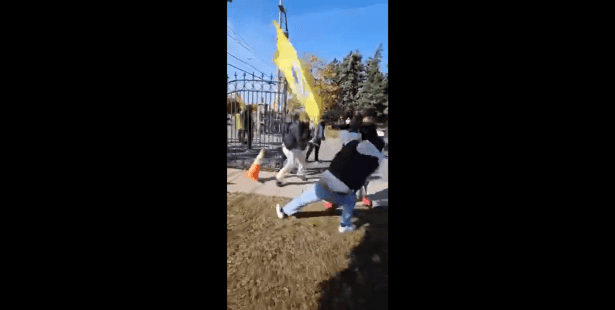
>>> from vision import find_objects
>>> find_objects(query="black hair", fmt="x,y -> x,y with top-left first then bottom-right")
361,124 -> 384,152
349,115 -> 363,132
361,107 -> 377,118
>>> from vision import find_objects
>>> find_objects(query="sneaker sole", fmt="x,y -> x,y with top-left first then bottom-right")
338,226 -> 356,233
276,204 -> 287,219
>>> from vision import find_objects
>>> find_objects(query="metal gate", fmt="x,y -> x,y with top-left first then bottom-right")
227,72 -> 288,154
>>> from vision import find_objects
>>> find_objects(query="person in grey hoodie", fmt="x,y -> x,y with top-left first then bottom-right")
305,120 -> 326,162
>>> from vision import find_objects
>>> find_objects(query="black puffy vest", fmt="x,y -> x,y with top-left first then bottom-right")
328,140 -> 381,191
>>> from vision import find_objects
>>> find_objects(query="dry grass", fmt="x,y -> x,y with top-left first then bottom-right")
227,192 -> 366,310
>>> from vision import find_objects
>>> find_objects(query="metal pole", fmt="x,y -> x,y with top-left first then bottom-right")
277,0 -> 285,140
281,2 -> 289,123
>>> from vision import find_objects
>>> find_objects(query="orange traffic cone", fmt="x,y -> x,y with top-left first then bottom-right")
245,148 -> 265,182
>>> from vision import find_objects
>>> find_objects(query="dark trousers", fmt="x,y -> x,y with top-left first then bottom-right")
305,142 -> 320,161
239,125 -> 253,148
246,125 -> 252,149
238,129 -> 244,143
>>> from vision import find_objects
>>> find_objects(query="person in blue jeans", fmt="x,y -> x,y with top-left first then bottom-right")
275,122 -> 387,233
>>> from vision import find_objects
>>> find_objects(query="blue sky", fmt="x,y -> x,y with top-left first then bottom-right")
227,0 -> 388,82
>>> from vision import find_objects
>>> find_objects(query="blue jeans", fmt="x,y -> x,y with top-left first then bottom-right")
282,182 -> 356,227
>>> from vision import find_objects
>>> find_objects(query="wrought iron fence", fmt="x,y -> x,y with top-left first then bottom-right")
227,72 -> 289,155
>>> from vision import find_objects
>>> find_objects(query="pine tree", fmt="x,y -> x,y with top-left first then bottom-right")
336,51 -> 364,111
383,69 -> 388,115
357,44 -> 387,116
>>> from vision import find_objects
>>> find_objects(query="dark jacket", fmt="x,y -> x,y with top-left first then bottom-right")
349,116 -> 363,133
241,109 -> 253,130
312,121 -> 325,143
283,121 -> 310,150
360,124 -> 378,140
339,116 -> 362,132
327,135 -> 385,191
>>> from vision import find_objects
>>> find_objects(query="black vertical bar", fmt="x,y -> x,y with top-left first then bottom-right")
251,72 -> 255,149
277,76 -> 286,144
260,73 -> 264,149
234,72 -> 238,147
227,74 -> 229,148
282,77 -> 287,146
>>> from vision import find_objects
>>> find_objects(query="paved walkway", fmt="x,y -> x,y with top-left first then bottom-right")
227,134 -> 388,207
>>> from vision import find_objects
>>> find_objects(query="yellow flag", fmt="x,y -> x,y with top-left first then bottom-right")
272,21 -> 324,122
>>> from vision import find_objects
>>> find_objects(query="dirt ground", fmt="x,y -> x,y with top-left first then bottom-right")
227,192 -> 388,310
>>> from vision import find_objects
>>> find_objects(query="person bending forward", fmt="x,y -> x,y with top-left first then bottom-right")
275,125 -> 386,233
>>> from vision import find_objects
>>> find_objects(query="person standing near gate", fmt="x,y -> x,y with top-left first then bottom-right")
235,108 -> 244,144
276,112 -> 310,186
242,105 -> 253,148
306,119 -> 326,163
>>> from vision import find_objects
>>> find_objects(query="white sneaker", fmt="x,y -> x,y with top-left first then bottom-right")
338,224 -> 356,233
276,204 -> 288,219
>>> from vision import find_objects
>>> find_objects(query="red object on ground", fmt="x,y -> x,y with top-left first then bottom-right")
362,197 -> 372,208
324,202 -> 333,209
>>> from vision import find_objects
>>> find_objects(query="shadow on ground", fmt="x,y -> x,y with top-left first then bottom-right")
228,147 -> 283,160
258,176 -> 278,183
292,188 -> 388,221
305,167 -> 329,175
278,180 -> 316,186
315,190 -> 389,310
366,188 -> 388,208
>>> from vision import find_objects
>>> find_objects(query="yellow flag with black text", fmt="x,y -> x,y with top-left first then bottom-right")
272,21 -> 323,122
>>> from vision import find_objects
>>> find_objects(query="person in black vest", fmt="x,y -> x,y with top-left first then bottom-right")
276,112 -> 310,186
305,119 -> 325,162
235,108 -> 244,144
275,120 -> 387,233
